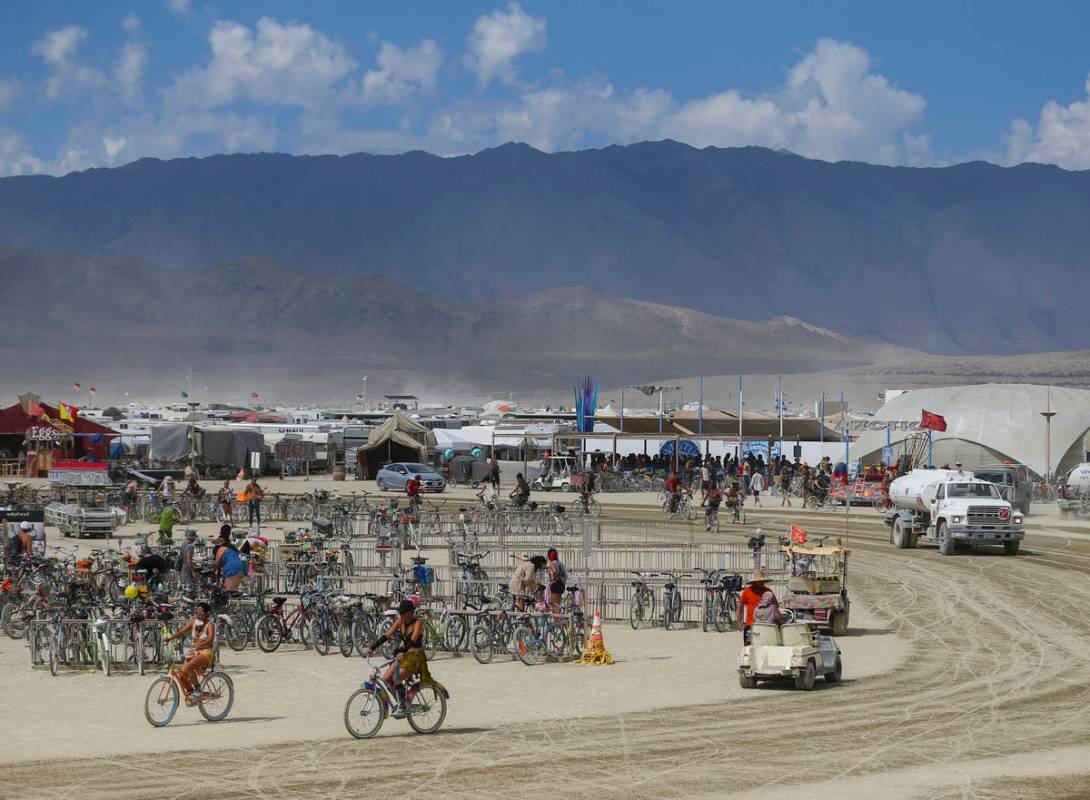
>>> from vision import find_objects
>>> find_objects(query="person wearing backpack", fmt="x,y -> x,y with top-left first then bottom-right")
546,547 -> 568,610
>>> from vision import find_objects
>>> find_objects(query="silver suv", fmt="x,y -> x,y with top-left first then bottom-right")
973,464 -> 1033,515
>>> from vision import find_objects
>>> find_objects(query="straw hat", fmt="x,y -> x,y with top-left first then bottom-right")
746,568 -> 771,585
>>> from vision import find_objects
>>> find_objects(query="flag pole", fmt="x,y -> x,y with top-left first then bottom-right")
737,375 -> 743,457
620,387 -> 624,434
698,375 -> 704,435
819,392 -> 825,444
841,390 -> 849,474
778,375 -> 783,441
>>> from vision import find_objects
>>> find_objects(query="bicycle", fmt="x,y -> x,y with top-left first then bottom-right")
702,503 -> 720,532
571,493 -> 602,517
697,568 -> 741,633
659,571 -> 686,630
512,596 -> 570,666
343,656 -> 449,739
629,571 -> 657,629
144,640 -> 235,727
728,495 -> 746,524
255,593 -> 316,652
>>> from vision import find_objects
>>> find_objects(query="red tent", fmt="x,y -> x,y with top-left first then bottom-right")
0,396 -> 117,473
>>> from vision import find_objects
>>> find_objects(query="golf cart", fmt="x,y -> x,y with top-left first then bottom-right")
781,542 -> 850,636
738,622 -> 843,690
532,455 -> 579,492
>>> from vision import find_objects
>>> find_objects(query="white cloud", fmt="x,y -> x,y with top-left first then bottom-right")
443,38 -> 931,165
1005,74 -> 1090,169
361,40 -> 443,104
465,2 -> 546,88
167,18 -> 357,110
114,41 -> 147,105
0,129 -> 44,175
166,0 -> 191,14
31,26 -> 87,65
123,14 -> 141,34
103,136 -> 127,159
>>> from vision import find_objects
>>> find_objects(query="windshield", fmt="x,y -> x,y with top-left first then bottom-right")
974,471 -> 1012,484
402,463 -> 431,473
947,483 -> 1001,499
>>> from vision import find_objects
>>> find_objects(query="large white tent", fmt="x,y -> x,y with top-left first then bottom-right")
851,384 -> 1090,477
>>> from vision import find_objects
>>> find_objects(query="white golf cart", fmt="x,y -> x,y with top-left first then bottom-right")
738,622 -> 843,691
532,455 -> 579,492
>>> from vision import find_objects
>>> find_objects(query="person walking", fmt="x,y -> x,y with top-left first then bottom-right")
750,470 -> 765,507
216,480 -> 233,523
177,529 -> 198,594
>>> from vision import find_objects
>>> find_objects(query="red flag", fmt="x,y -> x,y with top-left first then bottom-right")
250,392 -> 260,399
89,387 -> 96,394
790,523 -> 807,543
73,382 -> 81,390
920,410 -> 947,432
27,399 -> 44,418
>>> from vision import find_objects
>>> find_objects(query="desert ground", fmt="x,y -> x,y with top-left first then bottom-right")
3,482 -> 1090,799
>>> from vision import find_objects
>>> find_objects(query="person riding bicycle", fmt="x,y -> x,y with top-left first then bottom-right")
813,472 -> 831,505
580,470 -> 597,513
406,473 -> 423,511
701,483 -> 723,529
475,479 -> 498,508
510,473 -> 531,509
185,475 -> 204,497
364,598 -> 433,718
726,481 -> 744,514
162,601 -> 216,704
665,470 -> 684,513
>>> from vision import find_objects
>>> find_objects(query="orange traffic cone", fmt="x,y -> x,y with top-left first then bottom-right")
575,610 -> 614,665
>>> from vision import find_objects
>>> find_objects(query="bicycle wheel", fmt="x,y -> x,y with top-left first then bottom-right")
144,676 -> 179,727
664,591 -> 681,630
544,625 -> 568,659
338,619 -> 355,657
312,619 -> 331,656
255,614 -> 285,653
353,616 -> 375,657
513,625 -> 541,666
225,617 -> 249,652
49,630 -> 59,676
470,622 -> 493,664
711,595 -> 731,633
702,597 -> 711,633
442,614 -> 468,652
99,632 -> 112,676
197,672 -> 235,722
2,602 -> 31,639
424,623 -> 440,660
344,687 -> 386,739
406,684 -> 447,734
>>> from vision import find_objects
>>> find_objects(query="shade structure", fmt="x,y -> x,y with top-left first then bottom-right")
851,384 -> 1090,477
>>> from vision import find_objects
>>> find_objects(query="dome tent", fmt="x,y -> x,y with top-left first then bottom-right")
359,410 -> 438,478
851,384 -> 1090,478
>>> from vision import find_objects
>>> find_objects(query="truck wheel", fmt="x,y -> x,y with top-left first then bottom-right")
824,655 -> 843,684
739,672 -> 756,689
1003,540 -> 1021,556
794,661 -> 816,691
1021,501 -> 1030,516
937,522 -> 955,556
892,518 -> 910,549
831,610 -> 848,637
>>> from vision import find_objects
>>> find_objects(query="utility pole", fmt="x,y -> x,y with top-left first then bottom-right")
1041,386 -> 1057,485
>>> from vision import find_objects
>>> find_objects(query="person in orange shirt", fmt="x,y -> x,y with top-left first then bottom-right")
737,568 -> 774,643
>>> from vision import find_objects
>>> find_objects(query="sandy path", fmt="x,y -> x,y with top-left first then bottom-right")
5,504 -> 1090,798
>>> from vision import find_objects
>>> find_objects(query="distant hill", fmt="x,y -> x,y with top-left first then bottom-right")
0,248 -> 908,400
1,141 -> 1089,355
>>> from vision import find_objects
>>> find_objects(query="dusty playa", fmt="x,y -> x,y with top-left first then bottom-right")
3,498 -> 1090,799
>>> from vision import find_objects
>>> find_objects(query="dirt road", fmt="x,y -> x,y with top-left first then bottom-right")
5,506 -> 1090,799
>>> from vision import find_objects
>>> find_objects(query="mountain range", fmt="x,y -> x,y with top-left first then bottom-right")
1,140 -> 1088,356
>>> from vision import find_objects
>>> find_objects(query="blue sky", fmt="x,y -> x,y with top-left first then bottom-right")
2,0 -> 1090,175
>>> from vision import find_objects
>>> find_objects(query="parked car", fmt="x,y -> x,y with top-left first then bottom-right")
375,463 -> 446,493
973,463 -> 1033,514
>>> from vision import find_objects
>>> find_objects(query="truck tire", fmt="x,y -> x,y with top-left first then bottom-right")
739,672 -> 756,689
937,521 -> 956,556
831,609 -> 849,636
794,661 -> 816,691
1003,540 -> 1021,556
825,655 -> 843,684
893,518 -> 910,549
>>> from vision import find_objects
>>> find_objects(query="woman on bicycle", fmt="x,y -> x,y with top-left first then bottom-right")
364,598 -> 432,718
163,601 -> 215,703
212,526 -> 247,591
701,483 -> 722,529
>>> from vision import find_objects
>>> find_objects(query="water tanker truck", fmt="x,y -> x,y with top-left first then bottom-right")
884,468 -> 1025,555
